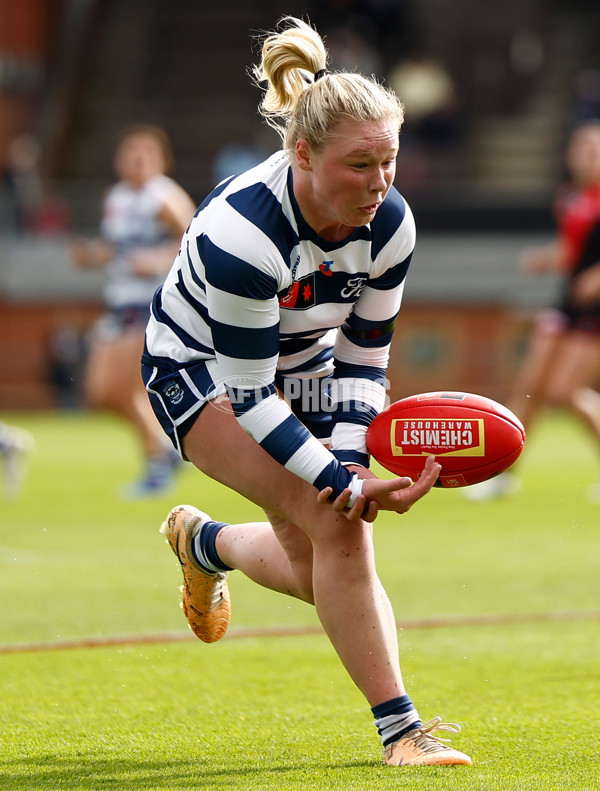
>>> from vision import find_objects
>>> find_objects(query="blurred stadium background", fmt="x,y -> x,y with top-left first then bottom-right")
1,0 -> 600,410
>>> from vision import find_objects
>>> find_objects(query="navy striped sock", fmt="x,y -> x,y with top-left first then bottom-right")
191,520 -> 233,573
372,695 -> 422,747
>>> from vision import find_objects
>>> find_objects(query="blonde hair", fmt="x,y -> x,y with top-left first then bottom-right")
253,16 -> 404,151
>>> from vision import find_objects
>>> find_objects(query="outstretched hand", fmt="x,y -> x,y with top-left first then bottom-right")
317,455 -> 441,523
68,237 -> 113,270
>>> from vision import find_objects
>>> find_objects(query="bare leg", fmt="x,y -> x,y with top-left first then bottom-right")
506,314 -> 565,429
545,331 -> 600,447
216,517 -> 315,602
573,387 -> 600,444
464,324 -> 600,502
183,399 -> 406,707
84,331 -> 167,458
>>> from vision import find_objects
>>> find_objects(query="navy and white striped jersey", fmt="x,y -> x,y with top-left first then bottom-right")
101,174 -> 182,309
143,151 -> 415,499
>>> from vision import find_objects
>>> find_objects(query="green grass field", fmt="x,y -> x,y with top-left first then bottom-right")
1,410 -> 599,790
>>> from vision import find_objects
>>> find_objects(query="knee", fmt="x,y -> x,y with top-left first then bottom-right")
83,376 -> 108,410
84,374 -> 126,412
290,519 -> 375,603
314,517 -> 375,573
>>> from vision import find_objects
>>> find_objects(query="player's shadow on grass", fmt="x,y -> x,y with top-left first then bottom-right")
0,756 -> 377,789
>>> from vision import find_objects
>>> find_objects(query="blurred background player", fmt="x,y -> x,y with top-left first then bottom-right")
0,420 -> 35,499
145,16 -> 471,769
465,121 -> 600,501
70,124 -> 196,498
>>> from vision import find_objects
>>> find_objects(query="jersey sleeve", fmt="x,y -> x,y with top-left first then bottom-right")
329,196 -> 416,467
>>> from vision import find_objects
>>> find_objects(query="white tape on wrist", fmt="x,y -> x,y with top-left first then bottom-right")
346,474 -> 365,508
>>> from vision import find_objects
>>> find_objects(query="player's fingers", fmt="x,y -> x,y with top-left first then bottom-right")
317,486 -> 334,505
381,457 -> 438,515
362,500 -> 379,523
418,454 -> 442,486
361,476 -> 411,506
318,486 -> 368,518
341,493 -> 367,521
405,455 -> 440,491
376,476 -> 414,497
395,458 -> 441,511
329,487 -> 353,513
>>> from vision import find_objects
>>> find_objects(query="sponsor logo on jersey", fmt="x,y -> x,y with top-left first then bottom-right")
279,273 -> 316,309
341,276 -> 367,298
290,253 -> 301,280
390,417 -> 486,457
319,259 -> 334,276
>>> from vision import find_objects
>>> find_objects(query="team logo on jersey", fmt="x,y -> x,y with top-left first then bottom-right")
164,381 -> 185,405
319,260 -> 334,276
279,273 -> 316,310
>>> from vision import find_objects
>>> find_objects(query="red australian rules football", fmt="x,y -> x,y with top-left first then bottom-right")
366,391 -> 526,488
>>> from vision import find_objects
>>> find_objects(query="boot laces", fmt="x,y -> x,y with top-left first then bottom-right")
405,717 -> 462,754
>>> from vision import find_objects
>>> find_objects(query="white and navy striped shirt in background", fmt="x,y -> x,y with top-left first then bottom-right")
144,151 -> 415,498
101,174 -> 181,309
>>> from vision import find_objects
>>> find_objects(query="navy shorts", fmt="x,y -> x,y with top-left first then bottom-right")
142,359 -> 225,458
142,359 -> 334,458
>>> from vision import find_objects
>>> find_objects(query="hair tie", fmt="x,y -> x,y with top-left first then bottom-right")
313,68 -> 329,82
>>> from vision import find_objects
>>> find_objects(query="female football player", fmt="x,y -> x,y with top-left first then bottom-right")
143,17 -> 471,767
70,124 -> 196,497
465,121 -> 600,501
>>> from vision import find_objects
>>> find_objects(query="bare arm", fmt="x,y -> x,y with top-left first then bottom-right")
157,184 -> 197,238
69,237 -> 113,270
129,185 -> 197,277
519,240 -> 565,275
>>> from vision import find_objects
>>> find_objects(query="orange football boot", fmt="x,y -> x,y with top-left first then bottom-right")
160,504 -> 230,643
384,717 -> 472,767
